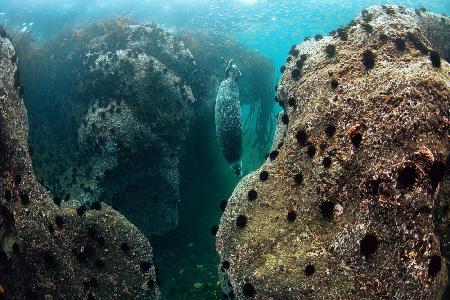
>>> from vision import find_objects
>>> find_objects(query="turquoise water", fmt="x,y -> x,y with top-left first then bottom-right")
2,1 -> 449,70
2,1 -> 449,299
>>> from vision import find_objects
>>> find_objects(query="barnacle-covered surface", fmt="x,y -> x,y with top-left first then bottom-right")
217,5 -> 449,299
0,32 -> 159,300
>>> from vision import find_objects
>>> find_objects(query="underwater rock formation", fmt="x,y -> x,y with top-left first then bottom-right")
215,59 -> 243,177
0,31 -> 159,299
269,112 -> 288,154
217,5 -> 449,299
13,19 -> 275,236
14,19 -> 196,235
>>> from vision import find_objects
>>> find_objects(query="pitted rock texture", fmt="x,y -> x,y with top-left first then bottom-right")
217,6 -> 449,300
0,32 -> 159,299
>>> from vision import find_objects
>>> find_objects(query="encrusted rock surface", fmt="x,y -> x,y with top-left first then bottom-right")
0,31 -> 159,299
217,5 -> 449,299
14,19 -> 196,235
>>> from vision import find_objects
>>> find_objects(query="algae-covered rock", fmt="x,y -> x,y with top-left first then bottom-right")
217,5 -> 449,299
0,31 -> 159,300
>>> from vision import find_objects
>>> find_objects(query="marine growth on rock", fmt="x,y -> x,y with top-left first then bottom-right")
0,32 -> 160,300
217,5 -> 449,299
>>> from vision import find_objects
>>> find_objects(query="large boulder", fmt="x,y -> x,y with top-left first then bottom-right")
0,29 -> 159,300
217,5 -> 449,299
14,19 -> 197,235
